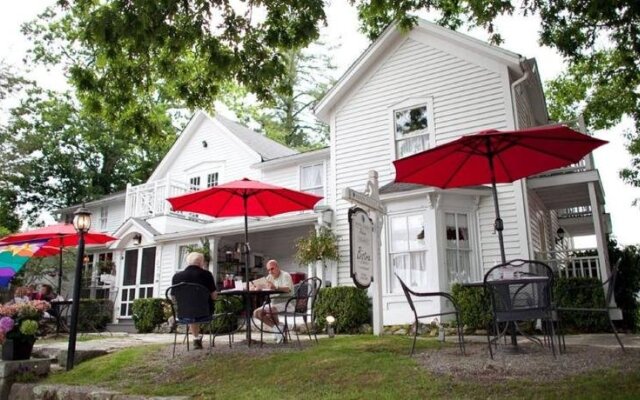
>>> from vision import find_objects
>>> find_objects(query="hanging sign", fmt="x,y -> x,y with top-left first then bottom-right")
349,207 -> 374,288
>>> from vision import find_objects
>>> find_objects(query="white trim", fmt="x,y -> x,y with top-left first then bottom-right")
252,148 -> 329,169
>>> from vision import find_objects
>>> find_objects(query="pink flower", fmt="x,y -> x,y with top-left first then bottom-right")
0,316 -> 15,333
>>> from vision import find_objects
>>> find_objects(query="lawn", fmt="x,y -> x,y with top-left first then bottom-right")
44,335 -> 640,399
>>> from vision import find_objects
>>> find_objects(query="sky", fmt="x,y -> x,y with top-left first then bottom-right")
2,0 -> 639,247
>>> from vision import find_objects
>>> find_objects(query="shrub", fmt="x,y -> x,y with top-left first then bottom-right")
78,299 -> 113,332
132,298 -> 167,333
451,284 -> 492,330
208,296 -> 243,334
609,239 -> 640,332
314,286 -> 370,333
553,277 -> 608,332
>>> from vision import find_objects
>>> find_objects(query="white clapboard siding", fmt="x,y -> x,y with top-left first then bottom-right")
331,37 -> 515,286
157,117 -> 259,184
262,164 -> 299,189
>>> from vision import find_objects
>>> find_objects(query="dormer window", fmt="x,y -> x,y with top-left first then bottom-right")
394,104 -> 431,159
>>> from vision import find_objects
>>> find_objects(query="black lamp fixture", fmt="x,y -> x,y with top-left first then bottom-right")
202,140 -> 208,148
555,227 -> 565,244
67,206 -> 92,371
133,233 -> 142,246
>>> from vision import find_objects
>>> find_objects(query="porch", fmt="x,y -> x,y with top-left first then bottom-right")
534,248 -> 602,279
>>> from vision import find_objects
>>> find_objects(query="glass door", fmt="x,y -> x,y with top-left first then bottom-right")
120,247 -> 156,317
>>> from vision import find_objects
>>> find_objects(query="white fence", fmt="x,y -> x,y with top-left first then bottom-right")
535,249 -> 601,280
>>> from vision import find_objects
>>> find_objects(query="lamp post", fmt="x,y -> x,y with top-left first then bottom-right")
66,206 -> 91,371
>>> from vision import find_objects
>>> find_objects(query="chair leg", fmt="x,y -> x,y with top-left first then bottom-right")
608,314 -> 626,351
410,320 -> 418,356
455,312 -> 465,355
185,325 -> 190,352
486,321 -> 494,360
172,328 -> 178,358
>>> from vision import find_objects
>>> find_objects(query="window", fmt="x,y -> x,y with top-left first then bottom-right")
207,172 -> 219,188
445,212 -> 472,285
177,244 -> 197,270
300,163 -> 324,197
394,105 -> 430,159
189,176 -> 201,191
388,213 -> 426,293
99,207 -> 108,230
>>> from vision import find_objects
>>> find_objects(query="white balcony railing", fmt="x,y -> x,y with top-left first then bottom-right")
125,178 -> 191,219
535,249 -> 601,280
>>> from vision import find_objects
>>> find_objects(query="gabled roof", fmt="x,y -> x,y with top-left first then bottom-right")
215,114 -> 298,161
149,110 -> 297,181
314,18 -> 524,122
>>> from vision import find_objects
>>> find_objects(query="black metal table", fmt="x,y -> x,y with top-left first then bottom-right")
218,288 -> 284,346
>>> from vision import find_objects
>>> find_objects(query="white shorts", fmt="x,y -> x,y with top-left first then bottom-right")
261,302 -> 287,313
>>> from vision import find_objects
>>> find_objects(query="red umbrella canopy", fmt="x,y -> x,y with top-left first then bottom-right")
166,178 -> 323,217
393,125 -> 608,188
0,223 -> 117,247
33,245 -> 63,257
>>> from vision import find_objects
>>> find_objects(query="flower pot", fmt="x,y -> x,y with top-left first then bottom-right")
2,337 -> 36,361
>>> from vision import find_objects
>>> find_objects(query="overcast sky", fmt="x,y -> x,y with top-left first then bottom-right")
2,0 -> 639,246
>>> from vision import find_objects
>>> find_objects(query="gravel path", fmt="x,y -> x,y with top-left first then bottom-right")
415,341 -> 639,383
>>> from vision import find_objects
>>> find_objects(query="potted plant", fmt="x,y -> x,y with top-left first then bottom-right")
0,300 -> 50,360
97,260 -> 116,275
295,228 -> 339,281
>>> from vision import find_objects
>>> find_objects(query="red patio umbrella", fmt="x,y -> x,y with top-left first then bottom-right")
393,124 -> 608,263
167,177 -> 322,343
0,223 -> 116,293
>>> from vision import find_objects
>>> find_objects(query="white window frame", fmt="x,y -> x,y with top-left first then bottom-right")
388,98 -> 435,160
189,176 -> 201,191
177,243 -> 198,271
299,162 -> 325,198
206,172 -> 219,188
387,211 -> 428,294
99,206 -> 108,231
443,211 -> 473,286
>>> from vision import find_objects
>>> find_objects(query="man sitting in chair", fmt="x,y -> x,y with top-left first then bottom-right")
251,259 -> 293,343
171,252 -> 218,349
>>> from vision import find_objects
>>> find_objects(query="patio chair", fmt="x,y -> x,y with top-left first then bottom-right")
483,259 -> 556,359
395,273 -> 465,356
280,277 -> 322,345
555,259 -> 625,352
165,282 -> 234,357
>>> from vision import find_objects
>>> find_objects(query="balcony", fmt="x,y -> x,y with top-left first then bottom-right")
535,249 -> 601,280
124,178 -> 192,219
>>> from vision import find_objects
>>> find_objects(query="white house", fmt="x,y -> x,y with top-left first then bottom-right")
57,19 -> 611,327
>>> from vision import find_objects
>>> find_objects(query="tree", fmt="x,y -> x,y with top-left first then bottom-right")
25,1 -> 328,141
352,0 -> 640,189
1,87 -> 175,220
223,43 -> 336,149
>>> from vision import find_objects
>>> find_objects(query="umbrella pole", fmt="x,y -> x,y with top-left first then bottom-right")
57,245 -> 63,294
486,139 -> 506,264
243,195 -> 252,344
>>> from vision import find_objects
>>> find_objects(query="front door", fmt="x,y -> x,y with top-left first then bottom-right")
119,247 -> 156,318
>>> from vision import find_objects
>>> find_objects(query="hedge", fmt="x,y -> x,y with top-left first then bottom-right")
314,286 -> 370,333
132,298 -> 168,333
78,299 -> 113,332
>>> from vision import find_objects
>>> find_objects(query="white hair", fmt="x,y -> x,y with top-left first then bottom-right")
186,252 -> 205,267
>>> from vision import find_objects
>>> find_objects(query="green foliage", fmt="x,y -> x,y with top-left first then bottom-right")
131,298 -> 167,334
314,286 -> 370,333
223,43 -> 336,149
185,238 -> 212,264
78,299 -> 113,332
294,227 -> 339,266
608,239 -> 640,332
554,277 -> 609,332
12,249 -> 76,289
451,284 -> 492,330
1,88 -> 175,220
207,296 -> 243,334
26,1 -> 326,143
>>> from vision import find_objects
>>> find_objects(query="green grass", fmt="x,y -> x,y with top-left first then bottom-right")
44,336 -> 640,399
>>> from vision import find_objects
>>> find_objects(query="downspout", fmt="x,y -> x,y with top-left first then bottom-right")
510,60 -> 534,259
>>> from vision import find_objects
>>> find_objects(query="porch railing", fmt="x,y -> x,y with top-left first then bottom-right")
535,248 -> 601,280
124,178 -> 191,219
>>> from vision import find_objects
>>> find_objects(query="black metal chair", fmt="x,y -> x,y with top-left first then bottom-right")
165,282 -> 233,357
395,273 -> 465,356
280,277 -> 322,345
483,259 -> 556,359
555,259 -> 625,351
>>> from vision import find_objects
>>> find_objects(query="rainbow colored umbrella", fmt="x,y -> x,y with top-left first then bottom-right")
0,240 -> 48,287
